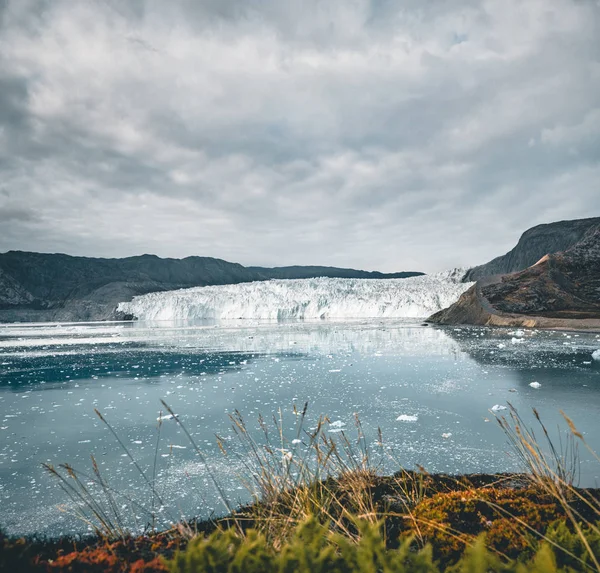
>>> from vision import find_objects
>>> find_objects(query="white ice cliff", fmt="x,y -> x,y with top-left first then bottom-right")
117,269 -> 472,321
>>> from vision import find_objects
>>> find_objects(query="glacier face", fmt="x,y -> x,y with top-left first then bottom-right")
117,270 -> 473,321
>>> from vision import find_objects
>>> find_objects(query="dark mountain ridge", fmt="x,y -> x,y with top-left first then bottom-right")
0,251 -> 422,323
430,218 -> 600,328
463,217 -> 600,281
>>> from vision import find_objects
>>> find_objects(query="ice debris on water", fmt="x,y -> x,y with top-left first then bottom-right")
329,420 -> 346,428
491,404 -> 507,411
592,350 -> 600,361
441,433 -> 452,439
396,414 -> 419,422
158,413 -> 179,421
529,382 -> 542,389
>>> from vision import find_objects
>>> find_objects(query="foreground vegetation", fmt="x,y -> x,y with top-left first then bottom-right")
1,404 -> 599,571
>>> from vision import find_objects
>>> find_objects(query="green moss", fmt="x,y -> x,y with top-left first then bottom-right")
170,517 -> 599,573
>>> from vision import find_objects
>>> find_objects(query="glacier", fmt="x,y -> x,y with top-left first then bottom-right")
117,269 -> 473,321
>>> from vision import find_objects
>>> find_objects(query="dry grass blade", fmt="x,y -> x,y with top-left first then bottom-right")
160,399 -> 233,515
95,408 -> 166,509
496,405 -> 600,572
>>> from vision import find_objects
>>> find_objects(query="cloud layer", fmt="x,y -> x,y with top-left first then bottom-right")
0,0 -> 598,272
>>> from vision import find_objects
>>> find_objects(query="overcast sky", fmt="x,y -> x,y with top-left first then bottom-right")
0,0 -> 598,272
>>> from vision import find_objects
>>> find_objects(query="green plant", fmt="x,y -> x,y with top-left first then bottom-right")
171,515 -> 598,573
496,405 -> 600,571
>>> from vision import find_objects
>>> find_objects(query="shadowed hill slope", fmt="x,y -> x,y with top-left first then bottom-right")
464,217 -> 600,282
0,251 -> 422,322
430,222 -> 600,328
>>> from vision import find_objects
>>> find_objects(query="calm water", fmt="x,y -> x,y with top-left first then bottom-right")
1,319 -> 599,536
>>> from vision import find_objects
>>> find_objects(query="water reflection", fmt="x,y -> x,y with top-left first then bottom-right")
0,319 -> 598,537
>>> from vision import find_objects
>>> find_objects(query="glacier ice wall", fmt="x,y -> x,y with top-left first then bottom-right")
117,269 -> 472,321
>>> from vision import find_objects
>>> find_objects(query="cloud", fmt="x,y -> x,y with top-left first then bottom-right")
0,0 -> 598,272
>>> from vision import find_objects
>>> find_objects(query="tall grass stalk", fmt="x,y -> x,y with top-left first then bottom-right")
496,404 -> 600,571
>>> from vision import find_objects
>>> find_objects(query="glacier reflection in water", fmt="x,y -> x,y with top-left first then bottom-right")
0,319 -> 599,537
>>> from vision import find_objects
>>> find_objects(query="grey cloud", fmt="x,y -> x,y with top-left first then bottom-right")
0,0 -> 598,271
0,206 -> 38,222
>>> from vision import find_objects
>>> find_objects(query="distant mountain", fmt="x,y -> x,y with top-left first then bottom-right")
0,251 -> 422,322
430,219 -> 600,329
463,217 -> 600,281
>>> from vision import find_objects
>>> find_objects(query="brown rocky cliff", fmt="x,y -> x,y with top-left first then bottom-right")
429,223 -> 600,329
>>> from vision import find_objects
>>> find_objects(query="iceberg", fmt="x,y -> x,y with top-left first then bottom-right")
396,414 -> 419,422
117,271 -> 473,322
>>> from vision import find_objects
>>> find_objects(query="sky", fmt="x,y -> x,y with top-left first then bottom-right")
0,0 -> 599,273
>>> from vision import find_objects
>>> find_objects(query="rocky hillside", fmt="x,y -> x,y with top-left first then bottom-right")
463,217 -> 600,281
430,221 -> 600,329
0,251 -> 422,323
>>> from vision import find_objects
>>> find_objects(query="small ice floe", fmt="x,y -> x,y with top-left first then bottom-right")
529,381 -> 542,389
329,420 -> 346,428
491,404 -> 507,412
441,433 -> 452,439
169,445 -> 186,449
291,439 -> 302,444
396,414 -> 418,422
158,413 -> 179,421
511,337 -> 525,344
497,343 -> 506,349
583,361 -> 592,365
328,369 -> 342,373
592,350 -> 600,361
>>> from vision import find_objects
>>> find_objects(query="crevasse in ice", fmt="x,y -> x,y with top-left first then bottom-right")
117,269 -> 473,321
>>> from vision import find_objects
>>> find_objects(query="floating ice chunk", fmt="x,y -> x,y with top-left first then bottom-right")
158,413 -> 179,421
291,439 -> 302,444
328,369 -> 341,373
329,420 -> 346,428
491,404 -> 507,411
441,433 -> 452,439
592,350 -> 600,361
511,337 -> 525,344
170,445 -> 186,449
396,414 -> 418,422
529,381 -> 541,389
497,343 -> 506,349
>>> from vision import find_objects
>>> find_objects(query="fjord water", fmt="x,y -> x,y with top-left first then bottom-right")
1,319 -> 599,536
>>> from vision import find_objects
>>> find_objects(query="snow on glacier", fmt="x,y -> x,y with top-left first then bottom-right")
117,270 -> 473,321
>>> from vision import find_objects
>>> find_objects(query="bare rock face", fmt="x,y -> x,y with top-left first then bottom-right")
429,220 -> 600,329
463,217 -> 600,282
480,226 -> 600,319
0,268 -> 35,307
